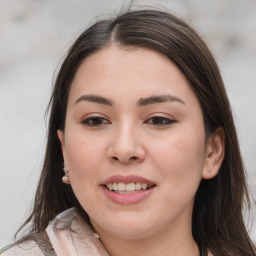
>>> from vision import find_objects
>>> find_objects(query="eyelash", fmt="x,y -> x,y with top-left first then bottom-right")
81,116 -> 110,127
145,116 -> 176,126
81,115 -> 176,127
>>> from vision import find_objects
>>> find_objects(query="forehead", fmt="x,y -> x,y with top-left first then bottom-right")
68,45 -> 198,107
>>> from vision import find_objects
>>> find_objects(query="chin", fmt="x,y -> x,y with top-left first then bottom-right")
107,224 -> 153,240
92,212 -> 155,239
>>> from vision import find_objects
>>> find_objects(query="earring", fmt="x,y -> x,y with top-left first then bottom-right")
62,164 -> 70,184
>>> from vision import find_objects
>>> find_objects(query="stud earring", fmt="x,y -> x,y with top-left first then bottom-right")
62,164 -> 70,184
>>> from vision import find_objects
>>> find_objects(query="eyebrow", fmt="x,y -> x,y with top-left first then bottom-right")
75,95 -> 113,106
137,95 -> 185,106
74,94 -> 185,107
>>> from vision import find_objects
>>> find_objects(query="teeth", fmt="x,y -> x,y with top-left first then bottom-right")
118,182 -> 126,191
113,183 -> 118,191
106,182 -> 150,192
141,183 -> 147,190
107,183 -> 113,190
135,183 -> 142,190
126,183 -> 135,191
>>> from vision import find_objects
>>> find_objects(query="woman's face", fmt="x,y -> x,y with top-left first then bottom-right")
58,46 -> 220,239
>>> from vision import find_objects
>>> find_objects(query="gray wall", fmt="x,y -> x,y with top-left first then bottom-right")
1,0 -> 255,247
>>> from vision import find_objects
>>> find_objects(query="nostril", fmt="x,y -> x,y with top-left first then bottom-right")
109,155 -> 141,163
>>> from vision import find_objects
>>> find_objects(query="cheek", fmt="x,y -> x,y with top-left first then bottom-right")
64,131 -> 104,182
63,131 -> 106,209
149,131 -> 206,198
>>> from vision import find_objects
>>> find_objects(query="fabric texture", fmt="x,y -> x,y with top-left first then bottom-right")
0,240 -> 45,256
46,208 -> 109,256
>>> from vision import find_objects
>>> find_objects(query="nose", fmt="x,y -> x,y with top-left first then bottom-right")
107,122 -> 145,164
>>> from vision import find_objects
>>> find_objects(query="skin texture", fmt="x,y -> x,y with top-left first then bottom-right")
57,46 -> 224,256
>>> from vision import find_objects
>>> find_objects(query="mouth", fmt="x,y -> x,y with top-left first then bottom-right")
101,175 -> 156,204
104,182 -> 156,194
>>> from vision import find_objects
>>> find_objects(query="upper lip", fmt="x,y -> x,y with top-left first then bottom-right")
102,175 -> 156,186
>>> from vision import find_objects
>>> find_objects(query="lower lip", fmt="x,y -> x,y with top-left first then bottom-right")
102,186 -> 155,205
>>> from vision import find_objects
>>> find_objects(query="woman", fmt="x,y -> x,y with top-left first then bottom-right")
1,9 -> 255,256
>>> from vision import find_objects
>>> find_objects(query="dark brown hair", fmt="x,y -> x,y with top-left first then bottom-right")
17,9 -> 255,255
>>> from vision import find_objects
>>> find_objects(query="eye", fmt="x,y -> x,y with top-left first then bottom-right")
145,116 -> 176,126
81,116 -> 110,127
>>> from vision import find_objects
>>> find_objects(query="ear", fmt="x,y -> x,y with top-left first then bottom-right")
57,129 -> 66,161
202,127 -> 225,179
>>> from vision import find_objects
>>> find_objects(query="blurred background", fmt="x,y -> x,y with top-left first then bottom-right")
0,0 -> 255,247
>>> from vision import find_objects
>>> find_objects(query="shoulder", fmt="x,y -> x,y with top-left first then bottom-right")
1,208 -> 108,256
0,240 -> 44,256
1,230 -> 56,256
0,209 -> 76,256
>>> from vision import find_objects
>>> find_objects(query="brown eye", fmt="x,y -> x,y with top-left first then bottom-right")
146,116 -> 176,126
82,117 -> 110,127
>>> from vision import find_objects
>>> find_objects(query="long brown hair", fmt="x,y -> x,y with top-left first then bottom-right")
17,9 -> 255,255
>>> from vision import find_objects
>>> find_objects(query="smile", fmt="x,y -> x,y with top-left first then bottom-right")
101,175 -> 156,204
105,182 -> 155,193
